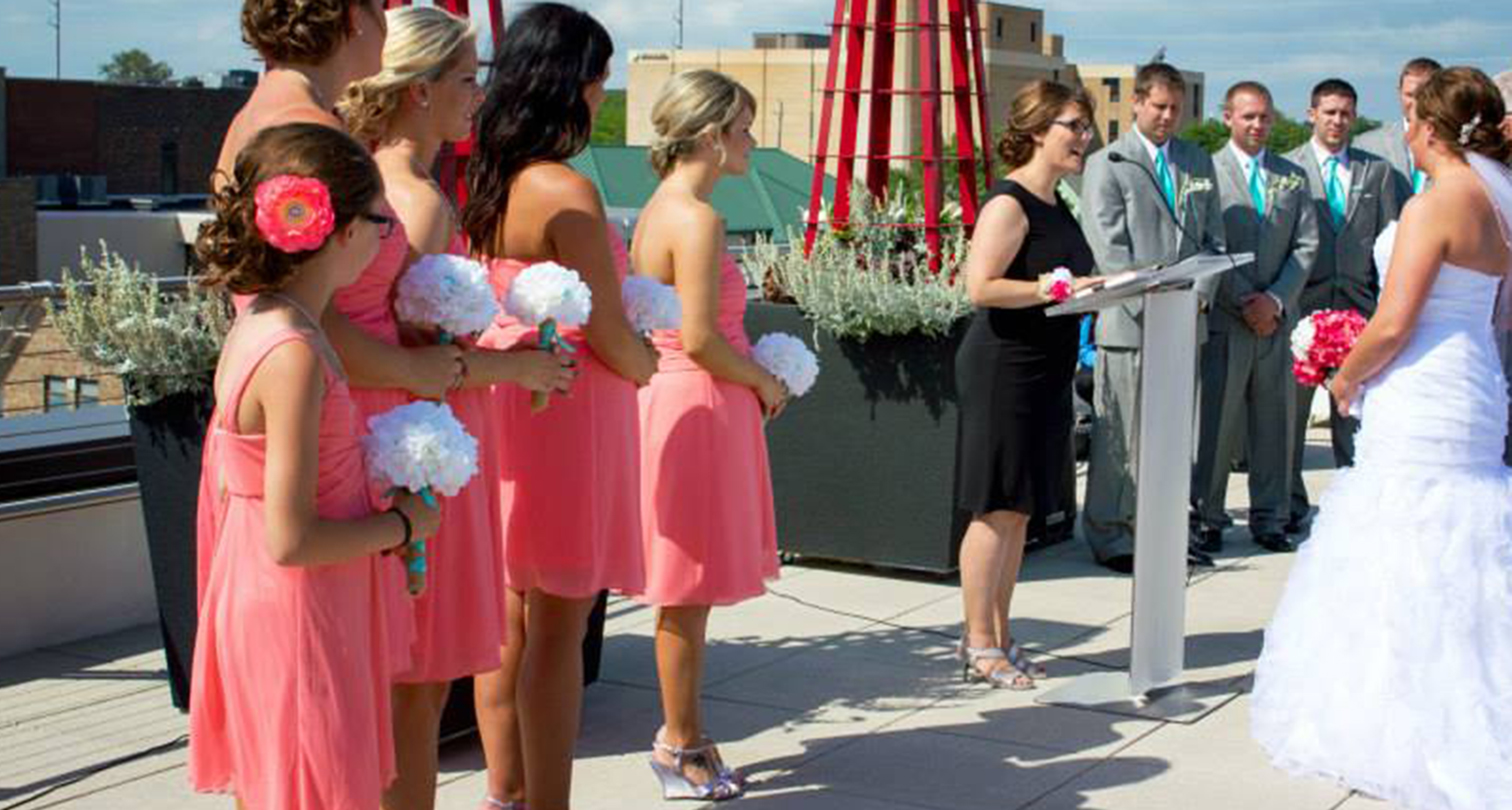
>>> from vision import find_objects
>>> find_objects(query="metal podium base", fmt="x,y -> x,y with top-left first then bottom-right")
1035,670 -> 1247,724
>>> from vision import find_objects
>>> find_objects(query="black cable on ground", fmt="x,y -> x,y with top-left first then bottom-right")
1,734 -> 188,810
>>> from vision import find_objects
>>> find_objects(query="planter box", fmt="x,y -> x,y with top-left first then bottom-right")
128,387 -> 215,711
745,302 -> 1075,575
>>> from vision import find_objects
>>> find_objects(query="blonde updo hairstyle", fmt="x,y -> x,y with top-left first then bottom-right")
241,0 -> 366,65
339,5 -> 476,143
648,69 -> 757,178
995,80 -> 1095,171
1413,66 -> 1512,164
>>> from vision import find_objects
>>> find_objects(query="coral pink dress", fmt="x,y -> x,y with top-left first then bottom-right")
332,220 -> 416,676
475,224 -> 645,598
394,234 -> 506,681
638,254 -> 779,605
189,326 -> 398,810
335,226 -> 506,683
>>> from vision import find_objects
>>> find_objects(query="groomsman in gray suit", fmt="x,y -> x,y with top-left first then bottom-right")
1191,82 -> 1319,555
1283,78 -> 1403,531
1356,58 -> 1441,199
1079,62 -> 1226,573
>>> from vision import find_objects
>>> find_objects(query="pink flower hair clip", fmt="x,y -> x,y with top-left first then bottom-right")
254,175 -> 336,253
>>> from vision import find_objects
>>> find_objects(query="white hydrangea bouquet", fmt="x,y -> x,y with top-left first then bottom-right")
504,261 -> 593,413
395,253 -> 500,344
621,275 -> 682,335
364,401 -> 480,595
752,332 -> 820,398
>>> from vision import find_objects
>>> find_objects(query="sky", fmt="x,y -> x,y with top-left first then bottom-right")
1,0 -> 1509,124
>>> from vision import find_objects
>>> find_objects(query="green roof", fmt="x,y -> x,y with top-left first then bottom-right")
568,146 -> 834,242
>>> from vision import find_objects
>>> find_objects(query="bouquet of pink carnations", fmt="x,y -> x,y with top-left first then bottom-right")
1290,308 -> 1367,387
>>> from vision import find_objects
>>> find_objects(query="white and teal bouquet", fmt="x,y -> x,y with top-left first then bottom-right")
364,400 -> 480,595
504,261 -> 593,412
752,332 -> 820,398
395,253 -> 499,343
621,275 -> 682,335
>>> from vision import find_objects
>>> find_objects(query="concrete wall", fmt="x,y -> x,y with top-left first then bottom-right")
37,210 -> 208,283
0,492 -> 155,659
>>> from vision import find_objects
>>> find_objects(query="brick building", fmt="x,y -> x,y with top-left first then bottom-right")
2,72 -> 250,197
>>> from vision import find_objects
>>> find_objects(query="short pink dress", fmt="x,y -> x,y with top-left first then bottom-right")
189,326 -> 399,810
333,220 -> 416,676
638,254 -> 779,605
475,225 -> 645,598
335,226 -> 506,683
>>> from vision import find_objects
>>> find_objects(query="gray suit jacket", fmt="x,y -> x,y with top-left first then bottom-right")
1282,142 -> 1403,317
1080,131 -> 1227,349
1354,119 -> 1415,201
1209,147 -> 1319,330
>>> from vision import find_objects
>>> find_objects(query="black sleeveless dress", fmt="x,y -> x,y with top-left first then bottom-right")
953,179 -> 1095,516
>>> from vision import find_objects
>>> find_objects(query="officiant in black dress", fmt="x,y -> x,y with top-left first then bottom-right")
951,80 -> 1100,690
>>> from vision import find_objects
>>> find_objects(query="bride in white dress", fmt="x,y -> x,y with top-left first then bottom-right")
1251,67 -> 1512,810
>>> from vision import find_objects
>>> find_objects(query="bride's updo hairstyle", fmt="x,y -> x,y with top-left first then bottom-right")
339,6 -> 475,143
648,70 -> 756,178
1414,66 -> 1512,164
241,0 -> 369,65
197,123 -> 382,295
995,80 -> 1095,171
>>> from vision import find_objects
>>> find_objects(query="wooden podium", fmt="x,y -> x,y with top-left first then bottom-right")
1037,251 -> 1250,719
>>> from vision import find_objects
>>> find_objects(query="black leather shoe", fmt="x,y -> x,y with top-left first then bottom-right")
1186,542 -> 1216,567
1254,533 -> 1296,553
1098,554 -> 1135,574
1196,528 -> 1223,554
1284,512 -> 1309,535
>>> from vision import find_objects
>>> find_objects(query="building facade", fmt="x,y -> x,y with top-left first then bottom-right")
626,1 -> 1204,171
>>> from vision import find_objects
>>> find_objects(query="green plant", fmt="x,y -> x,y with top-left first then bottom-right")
45,241 -> 232,406
746,183 -> 971,342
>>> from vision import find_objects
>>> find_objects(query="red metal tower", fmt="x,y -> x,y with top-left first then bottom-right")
385,0 -> 506,206
803,0 -> 994,271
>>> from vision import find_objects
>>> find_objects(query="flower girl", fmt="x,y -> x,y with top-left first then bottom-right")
188,122 -> 441,810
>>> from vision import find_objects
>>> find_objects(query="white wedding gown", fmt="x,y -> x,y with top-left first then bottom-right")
1251,156 -> 1512,810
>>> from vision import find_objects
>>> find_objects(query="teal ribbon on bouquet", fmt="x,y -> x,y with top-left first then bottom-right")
387,486 -> 437,592
531,318 -> 577,413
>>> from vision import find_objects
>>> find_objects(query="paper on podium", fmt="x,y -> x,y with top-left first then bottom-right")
1046,251 -> 1254,317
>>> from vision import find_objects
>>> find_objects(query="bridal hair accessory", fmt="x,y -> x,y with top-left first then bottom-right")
254,175 -> 336,253
1459,113 -> 1483,147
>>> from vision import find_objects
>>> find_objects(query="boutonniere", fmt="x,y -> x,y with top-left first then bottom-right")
1267,173 -> 1304,196
1056,180 -> 1082,222
1177,176 -> 1213,209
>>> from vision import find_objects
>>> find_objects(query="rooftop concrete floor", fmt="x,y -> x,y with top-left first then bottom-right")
1,434 -> 1392,810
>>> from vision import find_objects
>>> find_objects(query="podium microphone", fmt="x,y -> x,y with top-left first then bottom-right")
1107,151 -> 1216,253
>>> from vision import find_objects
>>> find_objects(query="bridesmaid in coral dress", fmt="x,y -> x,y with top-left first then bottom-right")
462,6 -> 659,810
336,8 -> 572,810
632,69 -> 783,802
189,123 -> 441,810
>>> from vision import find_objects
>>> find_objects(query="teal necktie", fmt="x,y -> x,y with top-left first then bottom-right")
1249,158 -> 1266,217
1325,156 -> 1346,228
1155,149 -> 1176,211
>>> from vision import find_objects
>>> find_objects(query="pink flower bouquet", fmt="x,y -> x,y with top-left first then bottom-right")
1290,308 -> 1367,387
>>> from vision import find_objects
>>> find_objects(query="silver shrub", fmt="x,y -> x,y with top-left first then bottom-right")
45,241 -> 232,406
742,183 -> 970,342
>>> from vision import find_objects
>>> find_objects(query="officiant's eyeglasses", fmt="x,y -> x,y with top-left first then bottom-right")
1052,119 -> 1096,138
362,211 -> 397,239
